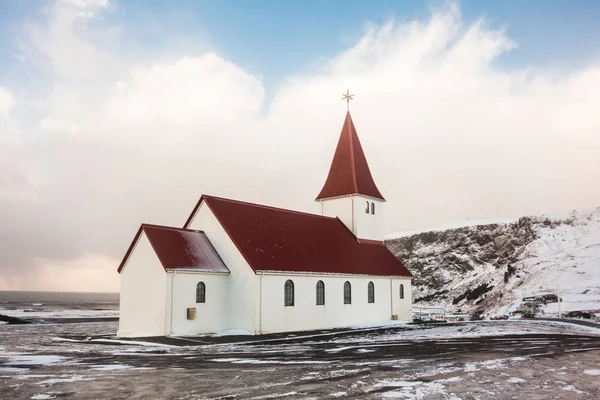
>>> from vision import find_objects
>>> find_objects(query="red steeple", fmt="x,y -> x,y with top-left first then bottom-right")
316,112 -> 385,201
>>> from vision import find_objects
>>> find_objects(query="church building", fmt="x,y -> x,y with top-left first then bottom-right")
117,110 -> 412,337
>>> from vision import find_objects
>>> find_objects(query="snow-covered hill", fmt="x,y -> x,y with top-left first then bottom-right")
385,208 -> 600,318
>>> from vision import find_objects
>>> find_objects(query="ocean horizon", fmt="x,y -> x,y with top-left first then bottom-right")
0,290 -> 119,320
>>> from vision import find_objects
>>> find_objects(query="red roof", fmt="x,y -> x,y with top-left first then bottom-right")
316,112 -> 385,201
184,195 -> 411,277
118,224 -> 229,273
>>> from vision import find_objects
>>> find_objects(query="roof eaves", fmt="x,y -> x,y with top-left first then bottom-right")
315,193 -> 387,202
165,268 -> 231,274
254,269 -> 412,278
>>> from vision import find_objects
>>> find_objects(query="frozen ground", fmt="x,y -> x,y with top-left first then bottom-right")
1,320 -> 600,399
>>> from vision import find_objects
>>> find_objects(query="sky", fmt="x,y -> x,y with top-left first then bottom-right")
1,0 -> 600,292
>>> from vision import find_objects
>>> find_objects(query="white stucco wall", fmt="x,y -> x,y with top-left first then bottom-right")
353,196 -> 385,241
319,197 -> 354,232
186,201 -> 258,333
391,278 -> 412,321
166,271 -> 230,335
319,195 -> 385,241
258,274 -> 412,334
118,231 -> 167,337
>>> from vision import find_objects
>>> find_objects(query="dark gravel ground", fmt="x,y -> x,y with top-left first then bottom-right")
1,320 -> 600,399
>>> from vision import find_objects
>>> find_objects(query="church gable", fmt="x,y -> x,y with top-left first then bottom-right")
118,224 -> 229,273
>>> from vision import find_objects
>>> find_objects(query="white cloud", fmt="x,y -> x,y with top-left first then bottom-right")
106,54 -> 264,126
0,87 -> 19,142
0,87 -> 16,117
1,1 -> 600,291
59,0 -> 111,18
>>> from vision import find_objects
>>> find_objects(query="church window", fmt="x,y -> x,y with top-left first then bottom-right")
316,280 -> 325,305
371,202 -> 375,215
196,282 -> 206,303
344,281 -> 352,304
284,280 -> 295,306
368,281 -> 375,303
365,201 -> 369,213
400,284 -> 405,299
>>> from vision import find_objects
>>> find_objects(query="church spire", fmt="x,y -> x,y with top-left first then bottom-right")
316,111 -> 385,201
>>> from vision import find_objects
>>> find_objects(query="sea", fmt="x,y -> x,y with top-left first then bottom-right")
0,291 -> 119,322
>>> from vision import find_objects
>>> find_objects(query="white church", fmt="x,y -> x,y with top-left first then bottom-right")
117,110 -> 413,337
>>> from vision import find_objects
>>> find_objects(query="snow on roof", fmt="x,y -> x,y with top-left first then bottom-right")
185,195 -> 411,277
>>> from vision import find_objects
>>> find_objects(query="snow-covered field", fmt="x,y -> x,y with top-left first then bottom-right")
1,320 -> 600,399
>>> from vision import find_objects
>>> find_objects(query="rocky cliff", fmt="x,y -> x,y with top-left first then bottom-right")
385,208 -> 600,318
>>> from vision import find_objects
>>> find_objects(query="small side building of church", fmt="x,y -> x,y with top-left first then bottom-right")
117,112 -> 412,337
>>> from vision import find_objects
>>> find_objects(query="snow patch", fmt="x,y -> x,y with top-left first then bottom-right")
560,385 -> 585,394
209,358 -> 330,365
2,355 -> 68,367
38,375 -> 94,385
0,367 -> 29,372
583,369 -> 600,376
91,364 -> 132,371
212,329 -> 254,337
325,346 -> 355,353
31,395 -> 55,400
249,392 -> 297,399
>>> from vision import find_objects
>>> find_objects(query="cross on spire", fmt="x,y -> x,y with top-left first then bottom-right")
342,89 -> 354,111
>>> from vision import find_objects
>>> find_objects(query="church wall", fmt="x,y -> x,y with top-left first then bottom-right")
353,195 -> 384,241
186,201 -> 258,333
168,272 -> 230,335
391,278 -> 413,321
259,274 -> 410,334
117,232 -> 167,337
319,197 -> 354,233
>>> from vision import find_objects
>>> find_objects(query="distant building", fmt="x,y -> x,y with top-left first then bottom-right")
117,111 -> 412,337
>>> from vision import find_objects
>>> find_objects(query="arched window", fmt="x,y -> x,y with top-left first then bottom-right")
344,281 -> 352,304
400,284 -> 404,299
368,281 -> 375,303
316,280 -> 325,305
371,202 -> 375,215
365,201 -> 370,214
284,280 -> 295,306
196,282 -> 206,303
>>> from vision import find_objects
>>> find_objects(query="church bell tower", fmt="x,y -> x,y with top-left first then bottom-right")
316,106 -> 386,243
